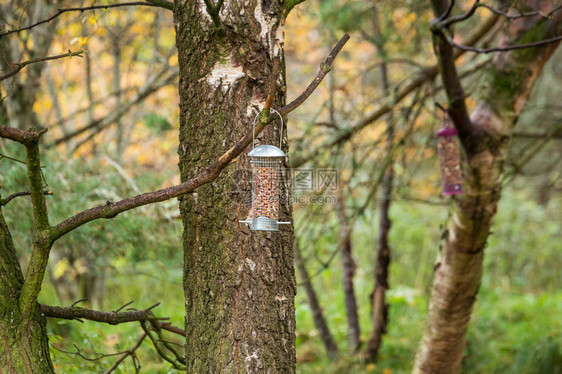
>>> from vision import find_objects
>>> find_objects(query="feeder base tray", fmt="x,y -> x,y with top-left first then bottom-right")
252,217 -> 279,231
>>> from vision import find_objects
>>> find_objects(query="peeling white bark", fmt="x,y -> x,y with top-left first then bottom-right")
253,1 -> 284,58
206,56 -> 246,92
196,0 -> 213,22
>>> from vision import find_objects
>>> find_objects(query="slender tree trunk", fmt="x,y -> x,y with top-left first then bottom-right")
365,165 -> 392,362
294,242 -> 339,361
413,2 -> 562,373
365,7 -> 393,362
336,191 -> 361,353
113,36 -> 124,159
174,1 -> 296,372
0,208 -> 55,373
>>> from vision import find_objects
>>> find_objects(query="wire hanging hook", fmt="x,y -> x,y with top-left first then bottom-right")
252,108 -> 284,150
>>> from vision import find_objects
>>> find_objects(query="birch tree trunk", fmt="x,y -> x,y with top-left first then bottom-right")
174,1 -> 296,372
413,1 -> 562,373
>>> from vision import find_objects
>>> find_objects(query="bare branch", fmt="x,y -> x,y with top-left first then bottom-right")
0,2 -> 169,38
145,0 -> 173,11
443,32 -> 562,53
0,126 -> 43,146
432,2 -> 562,53
437,0 -> 480,28
104,333 -> 147,374
51,344 -> 126,362
41,303 -> 185,336
281,33 -> 350,115
141,322 -> 185,370
438,0 -> 457,21
429,0 -> 480,154
439,2 -> 562,27
147,319 -> 186,364
0,190 -> 52,206
513,131 -> 562,139
0,50 -> 84,81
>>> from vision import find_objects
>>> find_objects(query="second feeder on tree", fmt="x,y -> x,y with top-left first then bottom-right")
437,125 -> 463,196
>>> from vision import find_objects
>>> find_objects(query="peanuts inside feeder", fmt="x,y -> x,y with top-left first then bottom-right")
437,126 -> 463,196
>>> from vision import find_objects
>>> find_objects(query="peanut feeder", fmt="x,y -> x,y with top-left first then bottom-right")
437,126 -> 463,196
240,109 -> 291,231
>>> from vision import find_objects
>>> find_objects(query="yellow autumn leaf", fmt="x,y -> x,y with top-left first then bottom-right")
169,54 -> 178,67
366,363 -> 377,372
78,36 -> 88,47
53,258 -> 69,279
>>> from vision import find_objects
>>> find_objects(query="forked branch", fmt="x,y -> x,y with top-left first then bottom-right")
41,303 -> 185,336
432,1 -> 562,54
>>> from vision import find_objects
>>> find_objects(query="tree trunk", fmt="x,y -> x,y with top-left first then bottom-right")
413,2 -> 562,373
294,242 -> 339,361
365,165 -> 392,362
174,1 -> 296,373
365,8 -> 393,361
0,208 -> 55,373
336,193 -> 361,353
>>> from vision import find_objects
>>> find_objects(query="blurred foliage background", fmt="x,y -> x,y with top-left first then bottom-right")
0,0 -> 561,373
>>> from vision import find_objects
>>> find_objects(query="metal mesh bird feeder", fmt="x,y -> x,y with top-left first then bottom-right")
239,109 -> 291,231
437,121 -> 463,196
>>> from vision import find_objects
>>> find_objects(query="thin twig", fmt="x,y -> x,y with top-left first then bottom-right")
0,50 -> 84,81
104,333 -> 147,374
0,2 -> 170,38
71,298 -> 89,308
438,0 -> 456,21
51,344 -> 125,362
113,300 -> 135,313
41,303 -> 184,337
0,190 -> 52,206
444,32 -> 562,53
140,322 -> 186,370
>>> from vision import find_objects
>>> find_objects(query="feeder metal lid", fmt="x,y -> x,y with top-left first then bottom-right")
437,127 -> 458,137
248,145 -> 286,158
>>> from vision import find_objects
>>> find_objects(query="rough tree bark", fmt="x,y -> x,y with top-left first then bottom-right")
0,191 -> 54,373
413,1 -> 562,373
174,1 -> 296,372
0,211 -> 54,373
